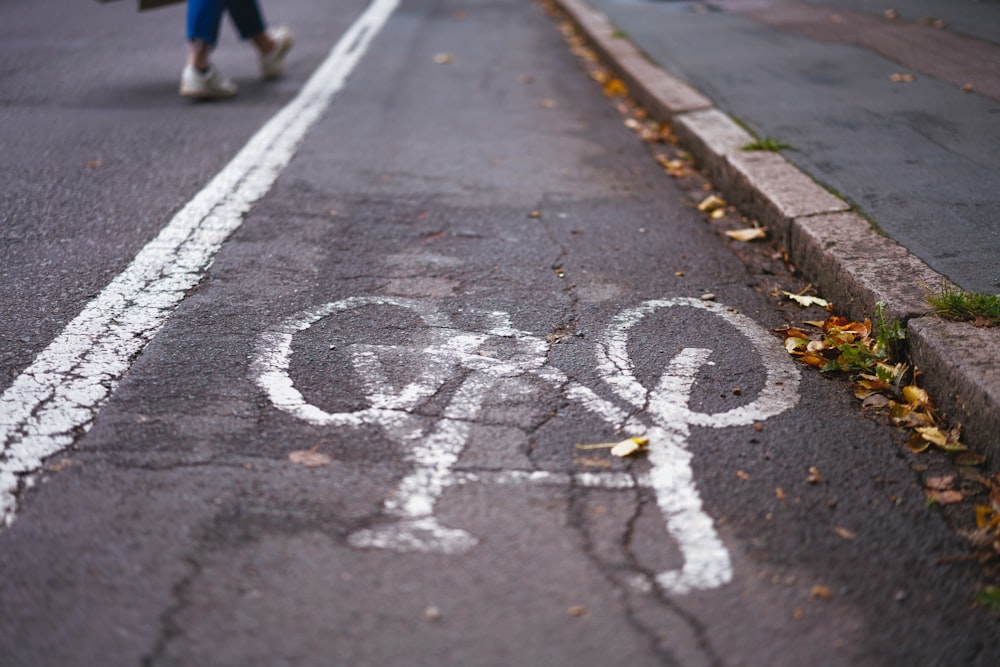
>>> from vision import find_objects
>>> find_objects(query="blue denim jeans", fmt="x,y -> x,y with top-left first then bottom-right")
187,0 -> 266,46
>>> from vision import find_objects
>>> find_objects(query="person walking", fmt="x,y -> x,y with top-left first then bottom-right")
180,0 -> 293,100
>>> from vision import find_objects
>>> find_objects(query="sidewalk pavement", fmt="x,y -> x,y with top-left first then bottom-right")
551,0 -> 1000,459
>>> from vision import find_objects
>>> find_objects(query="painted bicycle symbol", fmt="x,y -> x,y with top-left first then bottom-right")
253,296 -> 800,595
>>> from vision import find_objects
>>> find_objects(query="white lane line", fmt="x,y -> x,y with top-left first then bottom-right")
0,0 -> 401,527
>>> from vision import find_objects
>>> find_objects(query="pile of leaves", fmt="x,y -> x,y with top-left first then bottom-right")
778,304 -> 982,460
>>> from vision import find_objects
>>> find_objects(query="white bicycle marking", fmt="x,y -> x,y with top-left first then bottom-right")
253,296 -> 800,593
255,296 -> 565,553
569,298 -> 800,594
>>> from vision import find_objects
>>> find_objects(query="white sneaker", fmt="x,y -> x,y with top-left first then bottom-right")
180,65 -> 238,99
260,26 -> 294,79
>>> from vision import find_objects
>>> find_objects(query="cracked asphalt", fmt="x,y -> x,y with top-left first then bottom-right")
1,0 -> 998,665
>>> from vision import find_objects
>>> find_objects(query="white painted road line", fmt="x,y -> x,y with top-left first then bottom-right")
0,0 -> 401,528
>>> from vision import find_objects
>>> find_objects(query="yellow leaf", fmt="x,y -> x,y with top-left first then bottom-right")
576,436 -> 649,457
902,385 -> 930,408
915,426 -> 948,447
725,227 -> 767,242
785,337 -> 809,353
806,466 -> 823,484
697,194 -> 726,212
780,291 -> 831,308
906,431 -> 930,453
611,436 -> 649,457
603,78 -> 628,97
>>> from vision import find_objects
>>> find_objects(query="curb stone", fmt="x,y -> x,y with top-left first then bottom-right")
552,0 -> 1000,461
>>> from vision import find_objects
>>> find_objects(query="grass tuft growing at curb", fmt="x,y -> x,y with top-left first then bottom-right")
741,137 -> 793,152
927,284 -> 1000,327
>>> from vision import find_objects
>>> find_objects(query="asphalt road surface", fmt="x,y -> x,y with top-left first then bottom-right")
1,1 -> 997,665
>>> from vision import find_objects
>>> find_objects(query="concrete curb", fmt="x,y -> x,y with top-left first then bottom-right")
553,0 -> 1000,461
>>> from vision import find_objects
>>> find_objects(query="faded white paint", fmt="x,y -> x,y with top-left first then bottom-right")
254,297 -> 563,554
574,298 -> 800,594
0,0 -> 401,527
254,295 -> 800,596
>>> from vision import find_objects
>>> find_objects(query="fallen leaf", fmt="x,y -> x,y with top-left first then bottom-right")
792,608 -> 805,620
925,489 -> 963,504
697,194 -> 726,212
780,291 -> 831,309
575,456 -> 612,469
44,458 -> 76,473
810,584 -> 833,600
603,78 -> 628,97
906,431 -> 931,453
567,605 -> 588,617
961,83 -> 975,94
862,394 -> 890,409
85,159 -> 103,169
925,475 -> 955,491
424,606 -> 442,621
833,526 -> 857,540
735,470 -> 750,481
725,227 -> 767,242
576,436 -> 649,458
538,98 -> 558,109
902,385 -> 930,409
611,437 -> 649,457
528,210 -> 541,218
806,466 -> 824,484
288,446 -> 331,467
433,52 -> 454,64
890,73 -> 916,83
775,487 -> 787,500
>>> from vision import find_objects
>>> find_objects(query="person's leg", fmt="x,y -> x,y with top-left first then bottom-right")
187,0 -> 227,43
225,0 -> 294,79
226,0 -> 267,42
181,0 -> 238,98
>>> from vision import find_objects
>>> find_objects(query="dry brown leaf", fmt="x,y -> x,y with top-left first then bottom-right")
567,605 -> 588,617
925,475 -> 955,491
806,466 -> 824,484
288,446 -> 331,467
810,584 -> 833,600
926,489 -> 963,505
725,227 -> 767,242
890,73 -> 916,83
833,526 -> 857,540
575,456 -> 613,469
735,470 -> 750,481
